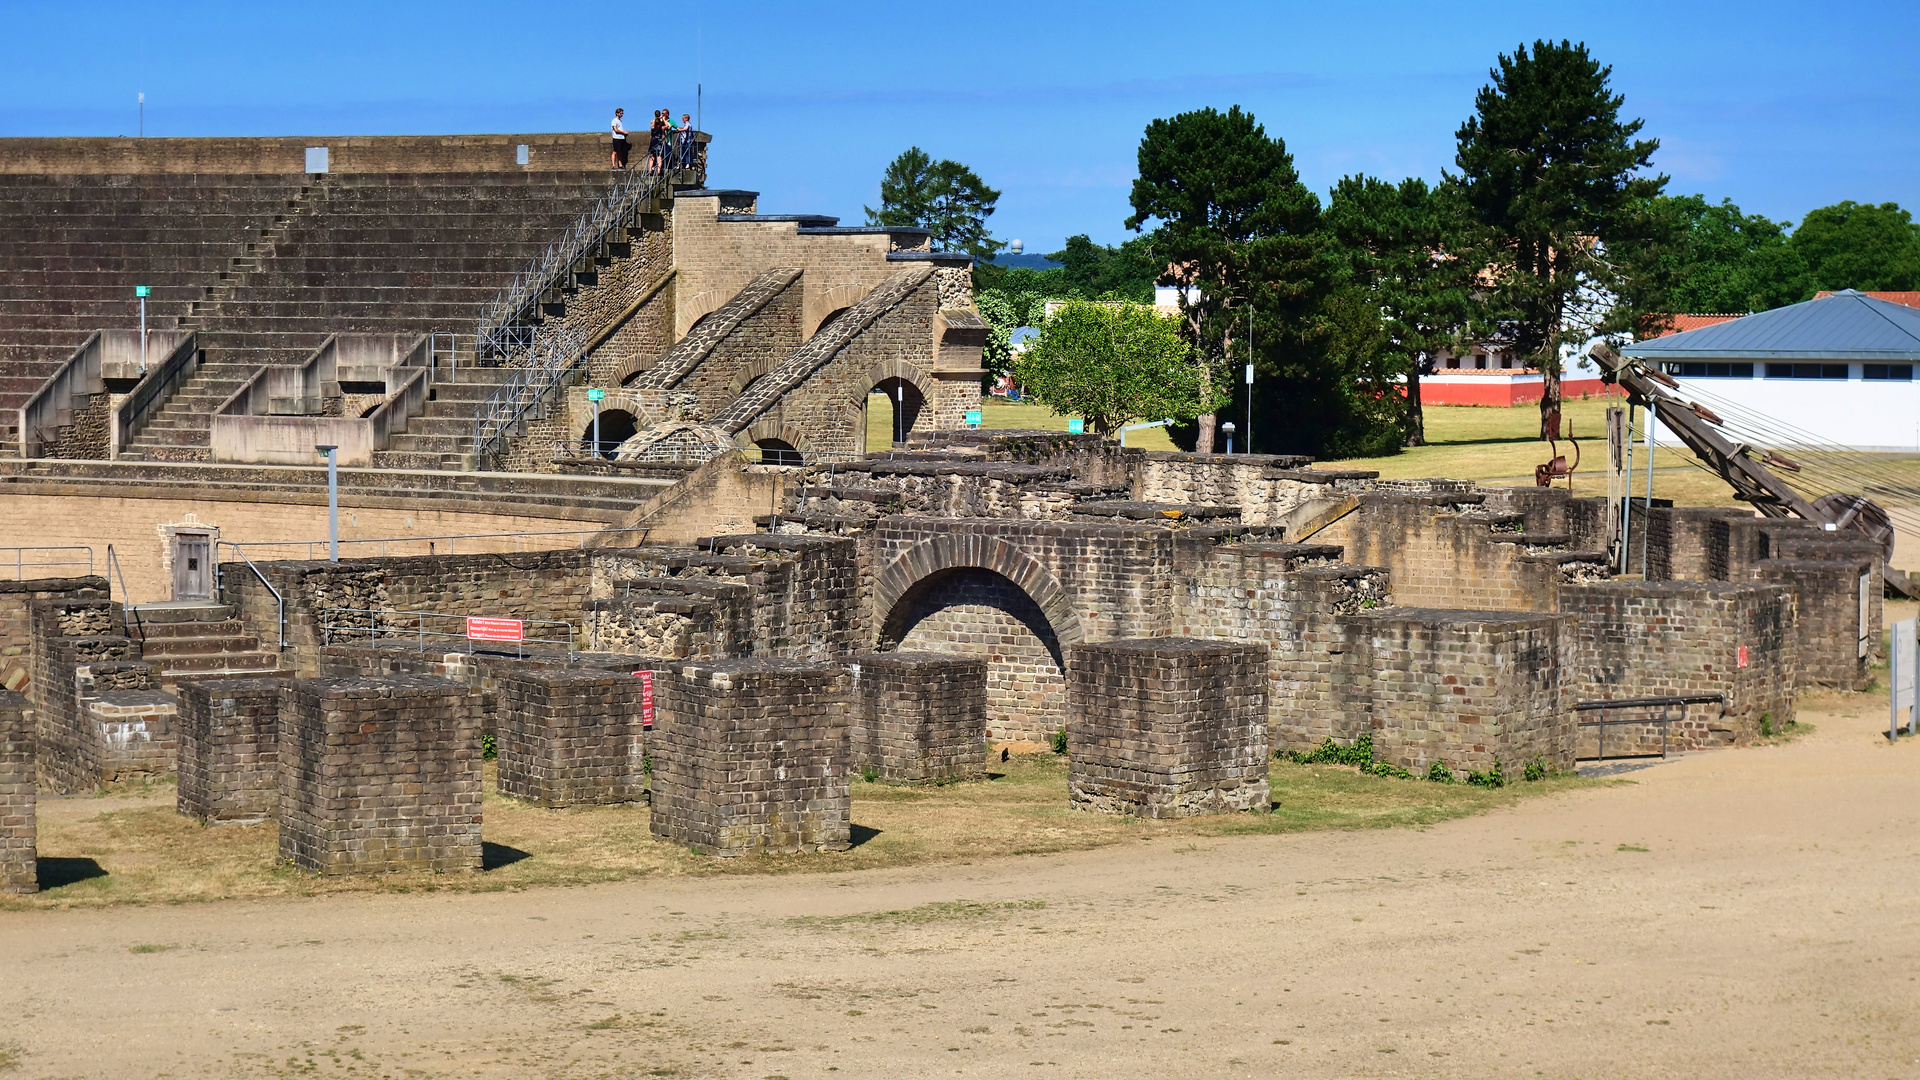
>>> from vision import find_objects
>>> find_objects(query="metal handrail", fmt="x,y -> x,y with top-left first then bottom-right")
319,607 -> 577,659
0,546 -> 95,580
1575,694 -> 1725,761
104,544 -> 143,642
469,326 -> 586,461
216,526 -> 650,563
220,544 -> 288,650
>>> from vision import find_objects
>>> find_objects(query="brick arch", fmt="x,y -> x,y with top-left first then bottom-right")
862,358 -> 936,404
873,534 -> 1086,648
735,419 -> 814,455
677,288 -> 735,338
806,283 -> 874,338
726,355 -> 781,402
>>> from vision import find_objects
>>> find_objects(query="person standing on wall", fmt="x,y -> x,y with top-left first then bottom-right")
647,109 -> 669,173
675,112 -> 695,169
610,108 -> 631,170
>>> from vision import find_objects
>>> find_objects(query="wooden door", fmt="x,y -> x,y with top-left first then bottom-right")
173,533 -> 211,600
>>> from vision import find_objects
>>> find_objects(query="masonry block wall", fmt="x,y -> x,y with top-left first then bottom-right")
849,652 -> 987,782
678,273 -> 805,419
83,684 -> 177,782
649,659 -> 851,856
884,566 -> 1066,743
0,688 -> 34,894
1561,581 -> 1796,752
1761,529 -> 1882,657
1336,608 -> 1575,774
1129,455 -> 1346,526
1753,558 -> 1874,689
497,668 -> 647,807
1645,507 -> 1750,582
0,576 -> 107,697
278,676 -> 483,874
700,535 -> 861,659
1065,638 -> 1270,819
176,677 -> 285,823
29,598 -> 149,794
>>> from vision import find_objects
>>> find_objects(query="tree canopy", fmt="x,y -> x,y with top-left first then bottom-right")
1640,194 -> 1809,314
866,147 -> 1005,258
1013,301 -> 1209,434
1791,200 -> 1920,293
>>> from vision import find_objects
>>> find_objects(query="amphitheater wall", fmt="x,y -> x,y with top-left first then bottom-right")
0,133 -> 614,174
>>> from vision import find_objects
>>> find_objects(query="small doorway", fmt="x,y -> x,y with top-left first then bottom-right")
172,532 -> 212,601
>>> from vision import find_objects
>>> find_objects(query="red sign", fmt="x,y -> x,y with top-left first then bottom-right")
1737,645 -> 1749,669
635,670 -> 655,728
465,616 -> 524,644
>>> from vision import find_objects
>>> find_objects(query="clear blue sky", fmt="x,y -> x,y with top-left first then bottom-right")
4,1 -> 1914,253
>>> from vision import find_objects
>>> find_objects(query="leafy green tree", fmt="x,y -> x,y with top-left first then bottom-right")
1451,39 -> 1668,439
1127,105 -> 1326,452
1325,175 -> 1476,446
974,289 -> 1021,385
866,148 -> 1005,258
1013,301 -> 1209,434
1790,200 -> 1920,292
1048,233 -> 1163,302
1642,194 -> 1810,313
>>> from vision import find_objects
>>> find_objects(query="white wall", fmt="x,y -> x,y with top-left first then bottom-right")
1656,363 -> 1920,451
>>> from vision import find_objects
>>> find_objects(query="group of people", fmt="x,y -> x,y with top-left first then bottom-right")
610,108 -> 696,172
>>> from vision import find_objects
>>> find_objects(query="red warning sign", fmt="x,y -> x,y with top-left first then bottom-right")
634,670 -> 655,728
1737,645 -> 1749,669
465,616 -> 524,643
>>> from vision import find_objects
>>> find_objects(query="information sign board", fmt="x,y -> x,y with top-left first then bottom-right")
465,616 -> 525,643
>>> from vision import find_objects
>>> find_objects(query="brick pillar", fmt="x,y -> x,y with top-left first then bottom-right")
849,653 -> 987,783
0,688 -> 34,894
650,659 -> 850,856
1337,609 -> 1574,775
277,676 -> 483,875
176,677 -> 285,823
1065,638 -> 1270,819
1752,558 -> 1872,689
497,668 -> 647,807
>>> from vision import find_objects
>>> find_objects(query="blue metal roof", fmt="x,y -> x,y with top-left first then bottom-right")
1623,290 -> 1920,360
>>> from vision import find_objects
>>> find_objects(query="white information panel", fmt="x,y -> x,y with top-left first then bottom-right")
1892,618 -> 1916,741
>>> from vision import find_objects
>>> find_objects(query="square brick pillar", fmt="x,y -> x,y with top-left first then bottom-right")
849,653 -> 987,782
1752,558 -> 1873,689
85,689 -> 177,782
277,676 -> 483,875
0,688 -> 34,894
177,677 -> 285,824
1336,609 -> 1574,775
1065,638 -> 1271,819
497,668 -> 647,807
650,660 -> 850,856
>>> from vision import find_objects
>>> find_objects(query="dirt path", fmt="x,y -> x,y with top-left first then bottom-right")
3,706 -> 1917,1079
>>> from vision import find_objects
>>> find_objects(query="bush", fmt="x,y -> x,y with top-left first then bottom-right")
1523,757 -> 1548,782
1050,728 -> 1068,755
1465,759 -> 1506,789
1424,761 -> 1455,784
481,734 -> 497,761
1281,733 -> 1413,778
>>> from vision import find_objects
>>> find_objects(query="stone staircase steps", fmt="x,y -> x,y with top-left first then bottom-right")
124,603 -> 283,684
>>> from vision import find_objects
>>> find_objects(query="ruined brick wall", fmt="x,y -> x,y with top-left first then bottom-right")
0,688 -> 34,894
83,686 -> 175,781
1645,507 -> 1750,582
1762,529 -> 1882,658
649,659 -> 851,856
496,668 -> 647,807
1128,454 -> 1347,526
1336,608 -> 1575,775
848,652 -> 987,782
886,568 -> 1064,742
0,576 -> 107,697
29,598 -> 143,794
585,593 -> 728,658
1753,558 -> 1873,689
701,535 -> 860,659
176,677 -> 285,823
277,676 -> 483,875
1065,638 -> 1270,818
1561,581 -> 1796,752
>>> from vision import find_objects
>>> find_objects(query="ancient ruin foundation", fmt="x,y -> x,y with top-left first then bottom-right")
850,652 -> 987,783
277,675 -> 483,875
0,688 -> 35,894
496,667 -> 648,807
1066,638 -> 1271,819
649,659 -> 850,855
176,677 -> 285,824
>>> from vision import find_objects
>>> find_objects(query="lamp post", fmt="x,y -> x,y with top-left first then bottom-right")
315,445 -> 339,562
135,285 -> 150,373
1221,421 -> 1235,455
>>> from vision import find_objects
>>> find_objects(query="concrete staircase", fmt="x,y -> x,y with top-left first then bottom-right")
370,365 -> 523,471
126,602 -> 282,686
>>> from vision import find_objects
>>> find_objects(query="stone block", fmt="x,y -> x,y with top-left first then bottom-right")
497,668 -> 647,807
849,652 -> 987,783
1065,637 -> 1270,819
84,689 -> 177,782
0,688 -> 34,894
277,676 -> 483,875
1752,558 -> 1873,689
176,677 -> 286,823
649,659 -> 850,856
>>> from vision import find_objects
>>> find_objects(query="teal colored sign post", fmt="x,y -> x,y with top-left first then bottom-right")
134,285 -> 150,297
586,388 -> 605,402
1067,418 -> 1085,434
964,410 -> 982,427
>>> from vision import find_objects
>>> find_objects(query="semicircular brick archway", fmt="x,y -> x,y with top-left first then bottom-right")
872,534 -> 1086,648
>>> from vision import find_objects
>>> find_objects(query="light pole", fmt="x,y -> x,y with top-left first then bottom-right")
315,445 -> 339,562
135,285 -> 149,373
1221,421 -> 1235,455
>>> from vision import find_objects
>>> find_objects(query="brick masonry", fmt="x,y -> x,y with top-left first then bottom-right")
0,688 -> 34,894
84,688 -> 177,782
649,659 -> 850,856
176,677 -> 286,823
29,598 -> 152,794
1336,608 -> 1575,775
0,576 -> 106,697
1752,558 -> 1874,689
496,668 -> 647,807
848,652 -> 987,783
277,676 -> 483,875
1065,638 -> 1270,819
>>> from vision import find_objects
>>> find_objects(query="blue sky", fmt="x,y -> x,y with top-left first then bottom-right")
4,1 -> 1915,253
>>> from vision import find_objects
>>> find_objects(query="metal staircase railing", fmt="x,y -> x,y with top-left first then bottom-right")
469,326 -> 586,462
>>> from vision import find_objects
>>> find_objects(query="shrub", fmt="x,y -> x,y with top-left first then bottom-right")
1465,759 -> 1506,789
1424,761 -> 1455,784
1523,757 -> 1548,782
481,734 -> 497,761
1050,728 -> 1068,755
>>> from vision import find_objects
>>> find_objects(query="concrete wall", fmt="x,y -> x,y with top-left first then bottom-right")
0,134 -> 616,174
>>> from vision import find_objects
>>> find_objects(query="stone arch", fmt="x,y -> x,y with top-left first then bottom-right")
725,355 -> 781,402
677,289 -> 735,338
806,283 -> 874,338
862,359 -> 938,450
874,535 -> 1085,648
735,418 -> 814,457
580,408 -> 638,458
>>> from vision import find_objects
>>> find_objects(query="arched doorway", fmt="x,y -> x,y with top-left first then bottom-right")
581,409 -> 637,458
879,567 -> 1065,743
813,305 -> 852,338
751,438 -> 804,466
865,377 -> 925,452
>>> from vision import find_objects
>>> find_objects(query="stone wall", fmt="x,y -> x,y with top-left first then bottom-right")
1335,608 -> 1575,775
83,687 -> 177,782
176,677 -> 285,824
649,659 -> 850,856
1065,638 -> 1270,818
0,133 -> 618,174
1131,455 -> 1361,526
1645,507 -> 1751,582
0,688 -> 33,894
887,567 -> 1065,743
29,597 -> 147,794
277,676 -> 483,875
0,576 -> 107,697
1561,581 -> 1796,752
1752,558 -> 1874,689
848,652 -> 987,782
496,668 -> 647,807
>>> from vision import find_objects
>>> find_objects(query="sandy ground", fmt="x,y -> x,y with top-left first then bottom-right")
2,707 -> 1918,1080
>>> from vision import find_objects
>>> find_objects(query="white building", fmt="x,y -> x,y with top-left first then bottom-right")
1622,290 -> 1920,452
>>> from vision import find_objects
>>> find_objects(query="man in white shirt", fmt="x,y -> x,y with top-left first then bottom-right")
610,108 -> 631,170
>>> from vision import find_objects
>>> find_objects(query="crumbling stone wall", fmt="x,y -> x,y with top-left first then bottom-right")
1561,581 -> 1796,752
886,568 -> 1065,743
1132,455 -> 1364,526
176,677 -> 285,823
83,683 -> 176,782
848,652 -> 987,782
29,597 -> 148,794
0,576 -> 108,696
1335,608 -> 1575,775
1645,506 -> 1751,582
497,668 -> 647,807
1752,557 -> 1874,689
1065,638 -> 1270,818
649,658 -> 850,855
278,676 -> 483,874
0,688 -> 34,894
